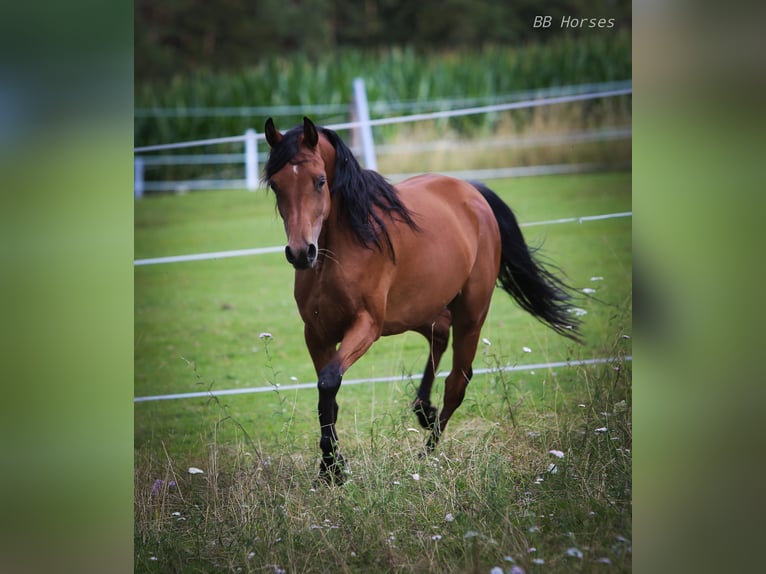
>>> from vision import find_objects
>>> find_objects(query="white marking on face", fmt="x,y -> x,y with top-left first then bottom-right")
292,164 -> 299,175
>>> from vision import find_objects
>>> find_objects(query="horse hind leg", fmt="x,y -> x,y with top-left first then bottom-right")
412,308 -> 451,432
427,282 -> 493,452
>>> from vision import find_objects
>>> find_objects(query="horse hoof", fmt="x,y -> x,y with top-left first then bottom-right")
413,400 -> 438,430
317,454 -> 347,486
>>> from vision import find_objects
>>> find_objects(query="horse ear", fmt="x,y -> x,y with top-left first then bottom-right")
264,117 -> 282,148
303,116 -> 318,148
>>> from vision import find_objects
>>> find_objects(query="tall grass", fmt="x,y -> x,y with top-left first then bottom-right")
135,31 -> 631,146
135,336 -> 631,573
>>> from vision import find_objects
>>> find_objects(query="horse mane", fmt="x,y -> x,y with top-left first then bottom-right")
264,123 -> 418,260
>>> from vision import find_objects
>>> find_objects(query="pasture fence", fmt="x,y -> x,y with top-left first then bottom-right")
134,79 -> 631,197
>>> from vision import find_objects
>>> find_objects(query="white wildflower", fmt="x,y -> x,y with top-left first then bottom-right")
188,467 -> 204,475
532,558 -> 545,564
590,276 -> 604,281
411,473 -> 420,481
522,346 -> 532,353
482,338 -> 492,346
258,332 -> 273,339
431,534 -> 442,541
566,547 -> 584,559
595,427 -> 607,434
548,449 -> 565,459
490,567 -> 503,574
445,512 -> 455,522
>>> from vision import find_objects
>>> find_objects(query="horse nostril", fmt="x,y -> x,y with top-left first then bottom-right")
307,243 -> 317,263
285,245 -> 296,264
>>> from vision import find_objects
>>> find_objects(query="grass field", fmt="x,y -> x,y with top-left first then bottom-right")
134,171 -> 631,572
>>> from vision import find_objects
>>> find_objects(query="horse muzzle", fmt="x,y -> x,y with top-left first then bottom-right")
285,243 -> 318,269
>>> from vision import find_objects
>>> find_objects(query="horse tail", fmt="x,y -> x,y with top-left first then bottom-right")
471,181 -> 582,342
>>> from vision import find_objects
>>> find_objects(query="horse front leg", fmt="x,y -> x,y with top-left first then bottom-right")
307,312 -> 381,485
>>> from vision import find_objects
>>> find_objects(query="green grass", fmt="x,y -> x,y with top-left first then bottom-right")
134,171 -> 631,572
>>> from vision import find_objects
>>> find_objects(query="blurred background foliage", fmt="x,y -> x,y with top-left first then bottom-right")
135,0 -> 631,84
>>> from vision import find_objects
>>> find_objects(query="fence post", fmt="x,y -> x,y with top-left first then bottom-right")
352,77 -> 377,171
245,129 -> 258,191
134,157 -> 144,199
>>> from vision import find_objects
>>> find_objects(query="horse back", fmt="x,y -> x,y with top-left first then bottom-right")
380,175 -> 501,333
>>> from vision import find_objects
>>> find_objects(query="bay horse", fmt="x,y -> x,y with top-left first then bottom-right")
263,117 -> 580,484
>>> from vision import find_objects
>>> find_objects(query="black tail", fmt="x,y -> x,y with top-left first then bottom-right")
472,181 -> 582,342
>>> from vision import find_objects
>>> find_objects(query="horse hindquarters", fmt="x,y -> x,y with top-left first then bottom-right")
426,194 -> 502,450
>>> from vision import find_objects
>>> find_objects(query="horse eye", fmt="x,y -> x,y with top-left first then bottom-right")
315,176 -> 326,190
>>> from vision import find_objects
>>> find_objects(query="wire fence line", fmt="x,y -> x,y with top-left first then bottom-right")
135,80 -> 632,119
134,210 -> 632,267
134,355 -> 632,403
133,86 -> 631,153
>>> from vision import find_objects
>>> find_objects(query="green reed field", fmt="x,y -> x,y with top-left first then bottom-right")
135,171 -> 631,572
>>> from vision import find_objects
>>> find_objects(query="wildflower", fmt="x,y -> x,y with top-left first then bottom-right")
528,547 -> 537,553
431,534 -> 442,541
188,467 -> 205,475
490,568 -> 503,574
290,376 -> 298,382
594,427 -> 607,434
597,557 -> 612,564
532,558 -> 545,564
590,276 -> 604,281
445,512 -> 455,522
259,332 -> 272,339
582,288 -> 596,294
482,338 -> 492,346
569,307 -> 588,316
566,547 -> 584,559
411,473 -> 420,481
522,346 -> 532,353
511,566 -> 526,574
464,531 -> 480,539
548,449 -> 564,459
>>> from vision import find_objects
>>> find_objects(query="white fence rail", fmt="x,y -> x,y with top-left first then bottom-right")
134,80 -> 631,197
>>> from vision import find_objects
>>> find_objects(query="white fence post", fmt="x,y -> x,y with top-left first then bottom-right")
352,78 -> 377,170
134,157 -> 144,199
245,129 -> 258,191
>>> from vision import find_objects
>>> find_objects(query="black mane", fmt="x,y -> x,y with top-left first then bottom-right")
263,124 -> 418,260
